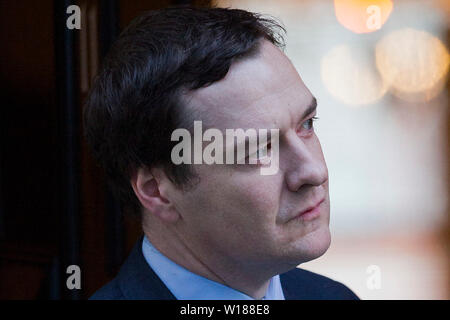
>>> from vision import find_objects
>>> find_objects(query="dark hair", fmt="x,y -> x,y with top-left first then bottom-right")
83,6 -> 285,217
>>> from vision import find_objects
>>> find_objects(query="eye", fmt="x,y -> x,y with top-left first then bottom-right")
301,116 -> 319,131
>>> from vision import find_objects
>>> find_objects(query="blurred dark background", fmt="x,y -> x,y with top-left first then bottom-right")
0,0 -> 211,300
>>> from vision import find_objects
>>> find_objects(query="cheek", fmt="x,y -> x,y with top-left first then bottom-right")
188,168 -> 282,234
231,173 -> 282,217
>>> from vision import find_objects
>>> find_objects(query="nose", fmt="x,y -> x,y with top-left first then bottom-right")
284,132 -> 328,192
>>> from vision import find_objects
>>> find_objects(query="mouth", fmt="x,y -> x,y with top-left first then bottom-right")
293,198 -> 325,222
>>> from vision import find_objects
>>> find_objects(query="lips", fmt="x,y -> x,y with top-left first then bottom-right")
294,198 -> 325,221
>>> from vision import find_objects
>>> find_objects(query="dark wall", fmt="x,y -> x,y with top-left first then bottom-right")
0,0 -> 211,300
0,1 -> 59,299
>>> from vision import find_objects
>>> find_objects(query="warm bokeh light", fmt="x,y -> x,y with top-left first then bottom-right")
321,45 -> 388,106
334,0 -> 393,33
376,28 -> 450,102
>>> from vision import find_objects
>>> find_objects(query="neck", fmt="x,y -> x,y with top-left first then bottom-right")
143,218 -> 273,299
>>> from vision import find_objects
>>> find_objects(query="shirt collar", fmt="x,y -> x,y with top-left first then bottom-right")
142,235 -> 285,300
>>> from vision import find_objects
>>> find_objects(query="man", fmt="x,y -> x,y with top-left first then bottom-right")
85,6 -> 359,300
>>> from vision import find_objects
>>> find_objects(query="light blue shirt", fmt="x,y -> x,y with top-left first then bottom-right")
142,236 -> 285,300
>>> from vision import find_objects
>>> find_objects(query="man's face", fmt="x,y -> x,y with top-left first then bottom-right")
167,40 -> 330,273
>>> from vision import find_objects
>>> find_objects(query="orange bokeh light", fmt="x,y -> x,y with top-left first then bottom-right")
334,0 -> 393,34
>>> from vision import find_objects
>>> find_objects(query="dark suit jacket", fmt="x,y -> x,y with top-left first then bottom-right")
90,238 -> 359,300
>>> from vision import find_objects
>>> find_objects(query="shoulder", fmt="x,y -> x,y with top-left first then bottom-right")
280,267 -> 359,300
89,278 -> 125,300
88,236 -> 177,300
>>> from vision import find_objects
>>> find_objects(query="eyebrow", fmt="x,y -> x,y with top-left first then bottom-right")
301,96 -> 317,120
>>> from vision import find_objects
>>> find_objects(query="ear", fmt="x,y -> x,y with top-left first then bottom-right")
130,167 -> 180,223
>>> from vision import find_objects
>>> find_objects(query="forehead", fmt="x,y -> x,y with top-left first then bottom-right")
184,40 -> 313,130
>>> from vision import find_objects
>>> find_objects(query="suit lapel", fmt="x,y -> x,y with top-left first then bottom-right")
280,272 -> 296,300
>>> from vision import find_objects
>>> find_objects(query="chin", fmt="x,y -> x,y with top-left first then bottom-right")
287,226 -> 331,266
